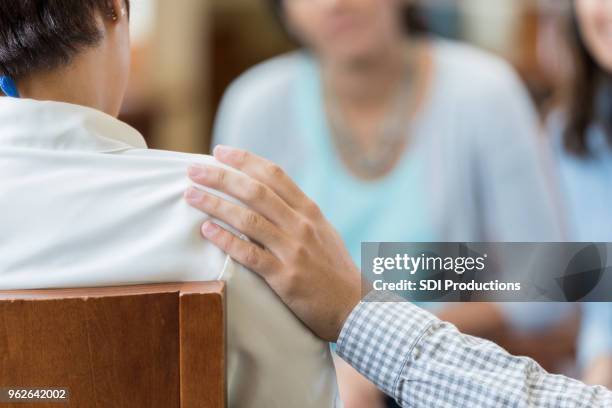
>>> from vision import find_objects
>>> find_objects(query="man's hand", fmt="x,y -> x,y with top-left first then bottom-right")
185,146 -> 362,341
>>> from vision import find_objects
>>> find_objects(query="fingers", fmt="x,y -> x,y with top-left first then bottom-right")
188,164 -> 299,228
200,220 -> 281,278
213,145 -> 317,215
185,187 -> 288,256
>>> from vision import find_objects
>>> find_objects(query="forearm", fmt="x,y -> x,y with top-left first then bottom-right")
337,298 -> 612,408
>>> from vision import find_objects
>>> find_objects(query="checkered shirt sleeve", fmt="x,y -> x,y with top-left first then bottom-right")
336,299 -> 612,407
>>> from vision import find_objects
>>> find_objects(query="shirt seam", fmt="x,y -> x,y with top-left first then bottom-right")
393,319 -> 438,404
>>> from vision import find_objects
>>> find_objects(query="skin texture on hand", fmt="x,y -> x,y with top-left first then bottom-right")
185,146 -> 362,342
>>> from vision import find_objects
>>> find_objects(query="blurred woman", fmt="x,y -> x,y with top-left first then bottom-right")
213,0 -> 565,406
546,0 -> 612,387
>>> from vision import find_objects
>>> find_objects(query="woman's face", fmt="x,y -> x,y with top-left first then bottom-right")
283,0 -> 405,63
575,0 -> 612,74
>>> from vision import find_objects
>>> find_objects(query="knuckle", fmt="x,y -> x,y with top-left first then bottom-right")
297,219 -> 315,238
287,243 -> 308,263
246,183 -> 267,202
295,245 -> 309,261
233,149 -> 248,166
265,163 -> 285,180
241,212 -> 260,231
244,245 -> 260,267
304,200 -> 322,218
214,168 -> 226,187
202,193 -> 220,212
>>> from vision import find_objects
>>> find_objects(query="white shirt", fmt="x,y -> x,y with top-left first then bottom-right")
0,98 -> 338,408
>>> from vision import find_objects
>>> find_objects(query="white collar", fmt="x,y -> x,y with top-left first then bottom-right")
0,98 -> 147,153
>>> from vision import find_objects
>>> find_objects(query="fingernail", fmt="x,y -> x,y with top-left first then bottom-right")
185,188 -> 204,202
188,165 -> 206,178
214,145 -> 231,159
202,221 -> 219,237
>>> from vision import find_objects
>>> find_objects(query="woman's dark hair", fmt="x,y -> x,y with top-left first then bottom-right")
564,1 -> 612,156
0,0 -> 129,80
267,0 -> 426,43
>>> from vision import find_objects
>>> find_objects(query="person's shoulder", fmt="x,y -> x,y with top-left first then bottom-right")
213,51 -> 309,152
121,148 -> 242,202
432,39 -> 524,96
433,39 -> 518,80
125,148 -> 221,167
222,51 -> 307,107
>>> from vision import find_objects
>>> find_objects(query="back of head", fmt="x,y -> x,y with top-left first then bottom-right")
0,0 -> 126,80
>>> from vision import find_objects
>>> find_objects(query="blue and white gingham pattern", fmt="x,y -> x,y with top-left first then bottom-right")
337,298 -> 612,407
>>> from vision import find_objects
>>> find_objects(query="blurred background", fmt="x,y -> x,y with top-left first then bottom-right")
122,0 -> 567,153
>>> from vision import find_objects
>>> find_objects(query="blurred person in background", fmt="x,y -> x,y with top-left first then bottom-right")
545,0 -> 612,388
213,0 -> 567,406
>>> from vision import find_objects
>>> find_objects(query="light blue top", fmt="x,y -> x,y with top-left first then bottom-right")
213,39 -> 563,266
549,113 -> 612,368
289,56 -> 434,262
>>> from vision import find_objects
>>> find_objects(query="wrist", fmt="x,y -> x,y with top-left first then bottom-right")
334,280 -> 362,341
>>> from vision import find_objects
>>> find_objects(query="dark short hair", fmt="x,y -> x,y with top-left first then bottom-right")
267,0 -> 426,43
564,1 -> 612,156
0,0 -> 129,80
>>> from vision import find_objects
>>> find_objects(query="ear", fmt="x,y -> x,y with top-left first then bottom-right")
106,0 -> 127,23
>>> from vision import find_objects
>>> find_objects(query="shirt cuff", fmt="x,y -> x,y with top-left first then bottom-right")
336,293 -> 438,399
